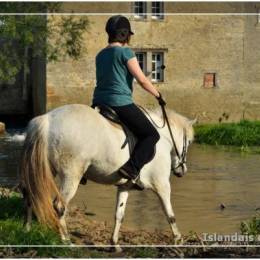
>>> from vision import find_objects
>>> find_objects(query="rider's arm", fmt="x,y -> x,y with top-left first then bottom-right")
127,57 -> 160,98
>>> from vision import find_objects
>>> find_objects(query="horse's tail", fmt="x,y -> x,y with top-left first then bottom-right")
20,115 -> 63,231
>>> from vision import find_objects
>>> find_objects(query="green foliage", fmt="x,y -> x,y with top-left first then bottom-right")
0,2 -> 89,83
195,120 -> 260,147
0,221 -> 61,245
0,192 -> 24,220
240,217 -> 260,236
131,247 -> 159,258
0,192 -> 84,257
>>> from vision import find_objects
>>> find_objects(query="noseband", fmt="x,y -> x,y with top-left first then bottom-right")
173,129 -> 187,170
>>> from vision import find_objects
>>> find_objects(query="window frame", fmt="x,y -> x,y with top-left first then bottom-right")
133,2 -> 147,20
135,52 -> 147,74
151,2 -> 164,20
151,52 -> 164,83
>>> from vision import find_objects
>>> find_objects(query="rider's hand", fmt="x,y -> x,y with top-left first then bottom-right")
156,92 -> 166,106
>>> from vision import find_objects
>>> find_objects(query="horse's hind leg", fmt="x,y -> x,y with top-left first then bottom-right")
25,204 -> 32,232
155,181 -> 182,243
56,169 -> 83,242
111,188 -> 129,252
21,188 -> 32,231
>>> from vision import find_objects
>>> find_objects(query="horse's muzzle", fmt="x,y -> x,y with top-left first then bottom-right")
173,171 -> 185,177
172,164 -> 187,177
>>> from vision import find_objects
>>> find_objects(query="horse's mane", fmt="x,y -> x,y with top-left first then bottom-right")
149,108 -> 195,141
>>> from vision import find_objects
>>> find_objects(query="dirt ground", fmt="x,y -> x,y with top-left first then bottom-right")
1,187 -> 260,258
66,206 -> 260,258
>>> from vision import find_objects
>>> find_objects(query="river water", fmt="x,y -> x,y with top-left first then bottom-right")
1,131 -> 260,235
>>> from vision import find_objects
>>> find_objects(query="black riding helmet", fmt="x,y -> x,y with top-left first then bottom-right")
106,15 -> 134,36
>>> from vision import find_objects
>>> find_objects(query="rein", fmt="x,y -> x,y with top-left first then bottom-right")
160,104 -> 187,169
138,104 -> 187,169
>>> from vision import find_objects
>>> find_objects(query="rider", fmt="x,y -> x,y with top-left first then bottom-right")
92,15 -> 166,189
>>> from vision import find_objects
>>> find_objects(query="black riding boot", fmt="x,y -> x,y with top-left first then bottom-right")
118,160 -> 144,190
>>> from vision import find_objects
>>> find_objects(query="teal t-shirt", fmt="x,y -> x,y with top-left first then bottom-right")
92,46 -> 135,107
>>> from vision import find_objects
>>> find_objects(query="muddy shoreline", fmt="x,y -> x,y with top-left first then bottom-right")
0,196 -> 260,258
66,206 -> 260,258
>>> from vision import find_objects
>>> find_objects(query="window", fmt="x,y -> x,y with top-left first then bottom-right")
151,2 -> 164,20
133,50 -> 166,82
152,52 -> 164,82
136,52 -> 147,73
134,2 -> 147,19
204,73 -> 217,88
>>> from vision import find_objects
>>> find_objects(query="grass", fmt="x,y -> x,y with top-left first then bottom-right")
0,190 -> 161,257
131,247 -> 159,258
241,216 -> 260,237
195,120 -> 260,150
1,190 -> 260,257
0,191 -> 86,257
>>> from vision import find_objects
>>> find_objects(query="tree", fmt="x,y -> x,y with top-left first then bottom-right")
0,2 -> 89,83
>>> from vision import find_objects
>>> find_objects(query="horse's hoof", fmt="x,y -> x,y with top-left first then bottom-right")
25,224 -> 31,232
62,238 -> 72,245
174,236 -> 183,245
114,245 -> 122,253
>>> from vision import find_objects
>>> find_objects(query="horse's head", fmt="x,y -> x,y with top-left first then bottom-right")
167,111 -> 197,177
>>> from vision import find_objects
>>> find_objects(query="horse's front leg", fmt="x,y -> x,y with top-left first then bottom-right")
155,181 -> 182,243
111,188 -> 129,252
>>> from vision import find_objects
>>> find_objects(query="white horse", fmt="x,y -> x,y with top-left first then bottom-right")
20,104 -> 196,251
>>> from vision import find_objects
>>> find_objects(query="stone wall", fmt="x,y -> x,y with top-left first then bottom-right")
47,2 -> 260,123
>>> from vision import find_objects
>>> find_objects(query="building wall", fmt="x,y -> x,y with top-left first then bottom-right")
47,2 -> 260,123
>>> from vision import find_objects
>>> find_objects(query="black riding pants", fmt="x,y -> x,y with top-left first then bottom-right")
111,103 -> 160,172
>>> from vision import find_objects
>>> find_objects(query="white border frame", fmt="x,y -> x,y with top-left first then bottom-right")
0,7 -> 259,248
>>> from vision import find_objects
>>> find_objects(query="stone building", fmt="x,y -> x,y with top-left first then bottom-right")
2,2 -> 260,123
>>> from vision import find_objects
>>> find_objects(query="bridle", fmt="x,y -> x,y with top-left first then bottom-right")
138,104 -> 188,170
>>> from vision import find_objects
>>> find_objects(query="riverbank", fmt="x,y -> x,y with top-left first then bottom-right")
1,188 -> 260,258
195,120 -> 260,151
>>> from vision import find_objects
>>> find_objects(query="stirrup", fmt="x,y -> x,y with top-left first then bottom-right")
118,166 -> 137,180
131,175 -> 145,190
116,174 -> 145,191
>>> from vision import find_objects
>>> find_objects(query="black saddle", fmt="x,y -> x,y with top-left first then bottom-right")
94,104 -> 137,154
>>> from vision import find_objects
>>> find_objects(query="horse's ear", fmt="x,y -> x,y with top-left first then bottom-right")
189,117 -> 197,126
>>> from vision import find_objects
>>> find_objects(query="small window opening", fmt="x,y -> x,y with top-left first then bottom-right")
204,73 -> 217,88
